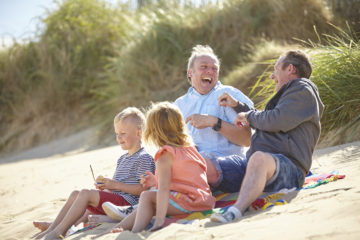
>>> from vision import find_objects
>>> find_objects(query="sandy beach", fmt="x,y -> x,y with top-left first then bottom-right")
1,134 -> 359,240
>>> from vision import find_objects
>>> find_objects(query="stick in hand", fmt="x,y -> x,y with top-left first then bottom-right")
90,164 -> 96,182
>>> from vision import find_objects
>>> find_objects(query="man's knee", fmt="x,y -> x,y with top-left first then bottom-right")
248,151 -> 270,164
248,151 -> 276,171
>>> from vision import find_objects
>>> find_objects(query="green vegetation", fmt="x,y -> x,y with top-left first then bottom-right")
308,25 -> 360,145
92,0 -> 334,133
0,0 -> 132,151
247,24 -> 360,145
0,0 -> 358,153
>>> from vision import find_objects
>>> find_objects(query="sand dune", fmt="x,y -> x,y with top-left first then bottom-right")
0,138 -> 359,240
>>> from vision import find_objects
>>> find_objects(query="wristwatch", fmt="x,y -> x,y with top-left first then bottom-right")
212,118 -> 222,131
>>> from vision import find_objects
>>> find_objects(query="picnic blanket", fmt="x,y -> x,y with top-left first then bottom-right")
66,171 -> 346,236
148,170 -> 346,228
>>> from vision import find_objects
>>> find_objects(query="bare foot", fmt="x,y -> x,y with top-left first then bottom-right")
87,214 -> 117,225
33,221 -> 51,232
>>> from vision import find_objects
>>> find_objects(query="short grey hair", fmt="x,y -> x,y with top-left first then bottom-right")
187,45 -> 220,79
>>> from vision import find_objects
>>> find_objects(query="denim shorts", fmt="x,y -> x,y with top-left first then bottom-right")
204,152 -> 304,193
205,153 -> 247,193
264,153 -> 305,192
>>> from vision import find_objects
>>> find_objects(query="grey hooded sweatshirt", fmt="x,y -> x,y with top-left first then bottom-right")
234,78 -> 324,175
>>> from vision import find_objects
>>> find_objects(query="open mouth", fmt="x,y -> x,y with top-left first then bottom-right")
202,77 -> 212,84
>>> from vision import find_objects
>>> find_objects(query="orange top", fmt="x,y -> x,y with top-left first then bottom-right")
154,145 -> 215,212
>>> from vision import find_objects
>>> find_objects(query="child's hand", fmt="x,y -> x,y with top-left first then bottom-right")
94,176 -> 114,190
140,171 -> 156,189
94,182 -> 105,190
94,175 -> 105,190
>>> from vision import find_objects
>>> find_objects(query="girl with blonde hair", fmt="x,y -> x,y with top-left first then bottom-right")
109,101 -> 215,233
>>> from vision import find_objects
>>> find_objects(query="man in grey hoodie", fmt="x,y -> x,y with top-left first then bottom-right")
211,50 -> 324,223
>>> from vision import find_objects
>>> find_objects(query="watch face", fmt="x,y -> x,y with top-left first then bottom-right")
213,118 -> 222,131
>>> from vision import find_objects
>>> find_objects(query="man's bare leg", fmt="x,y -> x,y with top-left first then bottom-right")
233,151 -> 276,214
211,151 -> 276,223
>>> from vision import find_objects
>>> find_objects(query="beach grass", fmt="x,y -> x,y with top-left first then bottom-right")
247,24 -> 360,145
0,0 -> 358,153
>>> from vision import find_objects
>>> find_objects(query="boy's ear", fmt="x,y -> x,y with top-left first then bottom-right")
137,129 -> 142,137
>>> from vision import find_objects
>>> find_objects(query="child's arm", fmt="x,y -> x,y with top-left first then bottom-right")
97,178 -> 145,195
151,151 -> 173,230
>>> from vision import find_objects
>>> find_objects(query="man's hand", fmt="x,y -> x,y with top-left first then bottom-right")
218,92 -> 238,108
186,114 -> 217,129
234,112 -> 248,127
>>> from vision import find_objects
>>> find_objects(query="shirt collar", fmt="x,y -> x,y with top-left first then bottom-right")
188,81 -> 222,96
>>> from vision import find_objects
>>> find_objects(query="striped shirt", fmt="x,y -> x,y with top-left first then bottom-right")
112,147 -> 155,205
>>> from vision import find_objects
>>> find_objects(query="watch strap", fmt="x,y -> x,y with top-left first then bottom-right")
212,118 -> 222,131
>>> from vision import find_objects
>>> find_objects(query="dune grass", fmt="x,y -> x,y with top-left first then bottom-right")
308,25 -> 360,144
92,0 -> 334,133
0,0 -> 357,153
247,24 -> 360,145
0,0 -> 132,151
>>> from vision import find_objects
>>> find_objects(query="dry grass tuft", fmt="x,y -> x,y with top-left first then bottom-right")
1,0 -> 358,153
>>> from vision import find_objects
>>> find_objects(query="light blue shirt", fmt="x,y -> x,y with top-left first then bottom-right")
174,81 -> 254,158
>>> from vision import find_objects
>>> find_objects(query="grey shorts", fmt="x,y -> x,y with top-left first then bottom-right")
264,153 -> 305,192
202,152 -> 304,193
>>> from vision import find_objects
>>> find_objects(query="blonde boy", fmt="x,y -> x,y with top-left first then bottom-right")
35,107 -> 155,240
